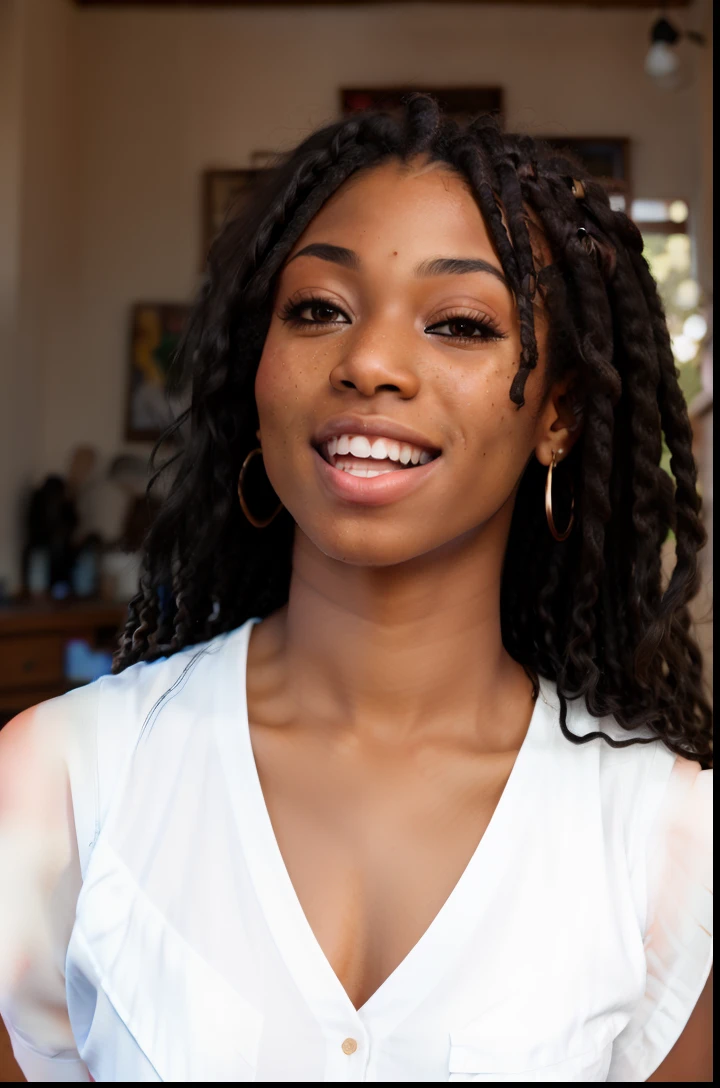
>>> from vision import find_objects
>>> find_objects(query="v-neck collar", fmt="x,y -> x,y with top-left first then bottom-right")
216,618 -> 551,1041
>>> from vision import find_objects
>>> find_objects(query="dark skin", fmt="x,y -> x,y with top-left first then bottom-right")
249,158 -> 578,1007
248,157 -> 712,1079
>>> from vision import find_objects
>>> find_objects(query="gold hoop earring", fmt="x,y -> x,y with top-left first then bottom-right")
238,447 -> 283,529
545,449 -> 574,542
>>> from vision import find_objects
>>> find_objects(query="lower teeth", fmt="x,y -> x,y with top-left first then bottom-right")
342,466 -> 400,477
327,457 -> 414,476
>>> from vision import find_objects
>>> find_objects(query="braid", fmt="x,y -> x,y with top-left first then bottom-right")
114,590 -> 144,671
470,117 -> 540,405
448,133 -> 542,411
450,138 -> 521,289
513,174 -> 617,708
631,250 -> 706,597
113,96 -> 711,769
244,147 -> 373,304
605,248 -> 667,678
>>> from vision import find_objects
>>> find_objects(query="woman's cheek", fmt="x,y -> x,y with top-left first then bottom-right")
254,340 -> 317,502
466,407 -> 535,503
254,340 -> 294,431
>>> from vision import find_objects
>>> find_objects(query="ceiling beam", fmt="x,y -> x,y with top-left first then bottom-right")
74,1 -> 691,9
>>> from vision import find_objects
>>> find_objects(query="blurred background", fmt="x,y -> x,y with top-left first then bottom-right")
0,0 -> 713,724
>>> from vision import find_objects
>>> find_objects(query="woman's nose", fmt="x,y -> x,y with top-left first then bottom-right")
328,324 -> 421,400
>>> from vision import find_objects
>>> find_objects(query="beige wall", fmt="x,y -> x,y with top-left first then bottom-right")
0,0 -> 78,590
0,0 -> 24,591
695,0 -> 713,297
1,0 -> 713,587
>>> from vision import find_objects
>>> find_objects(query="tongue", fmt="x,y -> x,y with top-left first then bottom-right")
332,455 -> 408,472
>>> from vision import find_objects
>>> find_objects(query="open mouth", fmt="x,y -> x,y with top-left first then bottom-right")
315,434 -> 441,477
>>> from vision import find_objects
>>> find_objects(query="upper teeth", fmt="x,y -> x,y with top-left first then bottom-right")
322,434 -> 433,466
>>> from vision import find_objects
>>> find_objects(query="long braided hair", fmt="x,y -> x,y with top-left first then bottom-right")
115,96 -> 712,768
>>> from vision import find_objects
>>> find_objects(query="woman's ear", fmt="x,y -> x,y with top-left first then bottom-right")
534,374 -> 584,466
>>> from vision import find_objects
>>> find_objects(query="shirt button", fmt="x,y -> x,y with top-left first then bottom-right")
341,1037 -> 358,1055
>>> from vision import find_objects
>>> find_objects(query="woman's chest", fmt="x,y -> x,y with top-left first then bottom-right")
69,835 -> 637,1083
250,719 -> 517,1010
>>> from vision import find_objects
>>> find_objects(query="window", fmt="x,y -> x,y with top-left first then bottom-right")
631,198 -> 706,408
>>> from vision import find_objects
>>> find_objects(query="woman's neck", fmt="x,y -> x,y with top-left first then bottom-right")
256,523 -> 532,748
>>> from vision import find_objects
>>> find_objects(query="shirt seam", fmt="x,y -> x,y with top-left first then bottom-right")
89,675 -> 104,864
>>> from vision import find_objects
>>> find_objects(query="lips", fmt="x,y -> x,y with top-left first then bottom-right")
313,445 -> 441,505
312,415 -> 441,456
309,416 -> 443,505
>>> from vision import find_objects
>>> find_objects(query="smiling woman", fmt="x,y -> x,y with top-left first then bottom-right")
0,97 -> 712,1083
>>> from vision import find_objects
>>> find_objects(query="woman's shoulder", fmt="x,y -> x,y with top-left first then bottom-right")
19,622 -> 247,792
39,617 -> 254,737
609,753 -> 712,1081
536,676 -> 709,842
538,674 -> 682,771
9,621 -> 255,862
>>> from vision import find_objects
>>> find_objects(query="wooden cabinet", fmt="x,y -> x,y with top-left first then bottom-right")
0,633 -> 65,689
0,601 -> 127,722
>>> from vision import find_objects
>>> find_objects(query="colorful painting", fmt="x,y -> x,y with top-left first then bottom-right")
125,303 -> 190,442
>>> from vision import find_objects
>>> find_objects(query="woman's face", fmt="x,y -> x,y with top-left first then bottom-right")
255,157 -> 556,566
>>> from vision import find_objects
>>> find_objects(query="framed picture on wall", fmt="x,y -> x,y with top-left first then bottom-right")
536,136 -> 631,209
341,87 -> 503,125
125,302 -> 191,442
201,168 -> 263,268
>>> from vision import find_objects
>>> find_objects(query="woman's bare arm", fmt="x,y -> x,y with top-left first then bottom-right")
0,707 -> 90,1081
646,968 -> 713,1082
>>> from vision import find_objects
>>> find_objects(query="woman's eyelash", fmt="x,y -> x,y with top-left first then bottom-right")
280,297 -> 348,326
279,296 -> 506,342
425,315 -> 505,342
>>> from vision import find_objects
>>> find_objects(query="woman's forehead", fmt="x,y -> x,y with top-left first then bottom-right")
287,159 -> 501,265
287,156 -> 552,275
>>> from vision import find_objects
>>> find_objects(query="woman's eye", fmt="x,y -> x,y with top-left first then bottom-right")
426,317 -> 502,341
282,299 -> 350,326
305,302 -> 343,323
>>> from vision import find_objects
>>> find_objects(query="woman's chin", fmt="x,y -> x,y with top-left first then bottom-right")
302,524 -> 450,570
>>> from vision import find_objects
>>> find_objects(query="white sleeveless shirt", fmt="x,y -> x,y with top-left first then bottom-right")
0,617 -> 712,1082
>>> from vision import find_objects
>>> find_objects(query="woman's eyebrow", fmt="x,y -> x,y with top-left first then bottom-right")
285,244 -> 508,289
286,243 -> 359,269
415,256 -> 508,287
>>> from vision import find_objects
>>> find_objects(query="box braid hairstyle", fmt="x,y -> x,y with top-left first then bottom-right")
115,95 -> 711,768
